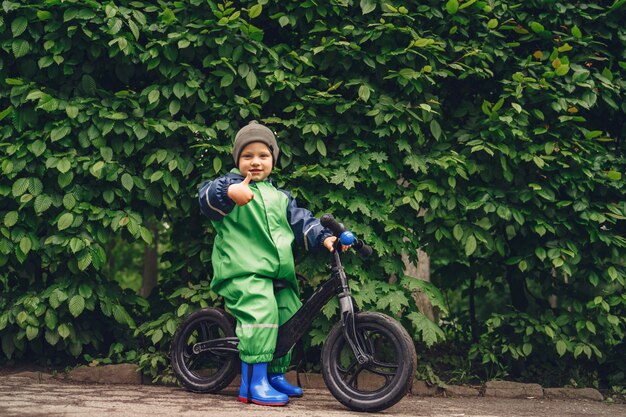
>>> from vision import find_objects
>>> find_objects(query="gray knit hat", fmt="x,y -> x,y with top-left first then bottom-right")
232,121 -> 279,167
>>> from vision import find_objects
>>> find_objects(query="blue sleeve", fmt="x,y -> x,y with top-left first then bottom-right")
198,176 -> 236,221
282,191 -> 333,251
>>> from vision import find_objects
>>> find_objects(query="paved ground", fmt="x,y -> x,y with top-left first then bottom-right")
0,375 -> 625,417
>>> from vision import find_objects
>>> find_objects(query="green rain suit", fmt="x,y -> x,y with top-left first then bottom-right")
198,169 -> 332,373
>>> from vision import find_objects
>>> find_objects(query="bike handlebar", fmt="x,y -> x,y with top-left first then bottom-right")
320,214 -> 345,236
320,214 -> 373,257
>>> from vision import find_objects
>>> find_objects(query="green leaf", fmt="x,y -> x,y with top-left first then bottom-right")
16,311 -> 28,325
69,238 -> 84,254
57,158 -> 71,174
173,83 -> 185,98
58,323 -> 70,339
65,105 -> 78,119
571,26 -> 582,38
535,247 -> 546,261
460,0 -> 478,9
487,19 -> 498,29
28,179 -> 43,195
45,309 -> 57,330
177,303 -> 189,317
166,320 -> 177,335
531,22 -> 545,33
19,236 -> 32,255
4,211 -> 18,227
556,340 -> 567,356
278,16 -> 289,27
78,251 -> 92,271
465,235 -> 477,256
81,75 -> 96,94
555,64 -> 570,76
445,0 -> 459,14
169,100 -> 180,116
57,213 -> 74,231
249,4 -> 262,19
522,343 -> 533,356
360,0 -> 376,14
113,305 -> 127,325
150,171 -> 163,182
37,10 -> 52,20
50,126 -> 71,142
221,73 -> 234,87
12,16 -> 28,37
148,89 -> 160,104
246,71 -> 257,90
140,226 -> 153,245
430,119 -> 442,140
0,105 -> 14,121
407,312 -> 445,347
49,292 -> 59,309
453,224 -> 463,241
5,78 -> 24,86
90,161 -> 105,177
12,178 -> 29,197
29,140 -> 46,157
213,157 -> 222,173
100,147 -> 113,162
316,139 -> 327,157
607,170 -> 622,181
12,39 -> 30,58
26,326 -> 39,341
79,284 -> 93,299
151,329 -> 163,344
45,330 -> 59,346
358,85 -> 370,102
121,173 -> 134,191
128,19 -> 140,40
69,295 -> 85,318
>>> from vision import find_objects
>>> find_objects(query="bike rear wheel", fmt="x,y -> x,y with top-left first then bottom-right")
170,308 -> 239,393
321,312 -> 417,412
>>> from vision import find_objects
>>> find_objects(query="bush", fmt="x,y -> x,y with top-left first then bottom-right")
1,0 -> 624,387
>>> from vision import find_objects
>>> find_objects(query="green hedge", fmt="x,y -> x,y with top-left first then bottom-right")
1,0 -> 624,386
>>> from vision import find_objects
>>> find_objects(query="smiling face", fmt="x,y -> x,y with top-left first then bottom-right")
238,141 -> 273,182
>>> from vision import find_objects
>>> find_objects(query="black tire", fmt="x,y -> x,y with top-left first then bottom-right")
321,312 -> 417,412
170,308 -> 239,393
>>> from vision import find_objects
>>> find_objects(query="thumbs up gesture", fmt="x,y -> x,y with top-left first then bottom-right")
227,172 -> 254,206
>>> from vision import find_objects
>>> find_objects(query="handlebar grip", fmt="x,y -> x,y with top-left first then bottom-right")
354,240 -> 373,257
321,214 -> 373,256
320,214 -> 346,236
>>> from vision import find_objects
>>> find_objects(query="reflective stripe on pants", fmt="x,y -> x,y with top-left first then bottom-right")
215,274 -> 302,373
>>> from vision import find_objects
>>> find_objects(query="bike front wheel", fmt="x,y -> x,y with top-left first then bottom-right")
321,312 -> 417,412
170,308 -> 239,393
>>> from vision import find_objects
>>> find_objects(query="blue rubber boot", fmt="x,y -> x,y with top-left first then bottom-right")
238,362 -> 288,406
269,373 -> 303,397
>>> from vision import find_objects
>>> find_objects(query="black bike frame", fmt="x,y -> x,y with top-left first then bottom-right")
192,248 -> 372,364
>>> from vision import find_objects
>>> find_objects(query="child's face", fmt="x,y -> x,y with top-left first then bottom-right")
238,142 -> 273,181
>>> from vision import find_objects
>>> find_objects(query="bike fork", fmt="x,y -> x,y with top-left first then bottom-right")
333,251 -> 371,365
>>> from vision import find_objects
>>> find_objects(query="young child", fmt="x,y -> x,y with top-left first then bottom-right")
198,121 -> 340,406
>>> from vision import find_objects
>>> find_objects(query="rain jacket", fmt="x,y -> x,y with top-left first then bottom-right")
197,168 -> 332,367
198,169 -> 332,288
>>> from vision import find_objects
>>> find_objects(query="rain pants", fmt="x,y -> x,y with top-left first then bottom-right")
198,169 -> 331,372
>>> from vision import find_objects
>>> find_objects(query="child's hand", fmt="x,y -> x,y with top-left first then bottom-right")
227,172 -> 254,206
323,236 -> 351,253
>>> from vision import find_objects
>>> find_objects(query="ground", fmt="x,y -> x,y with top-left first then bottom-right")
1,374 -> 625,417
